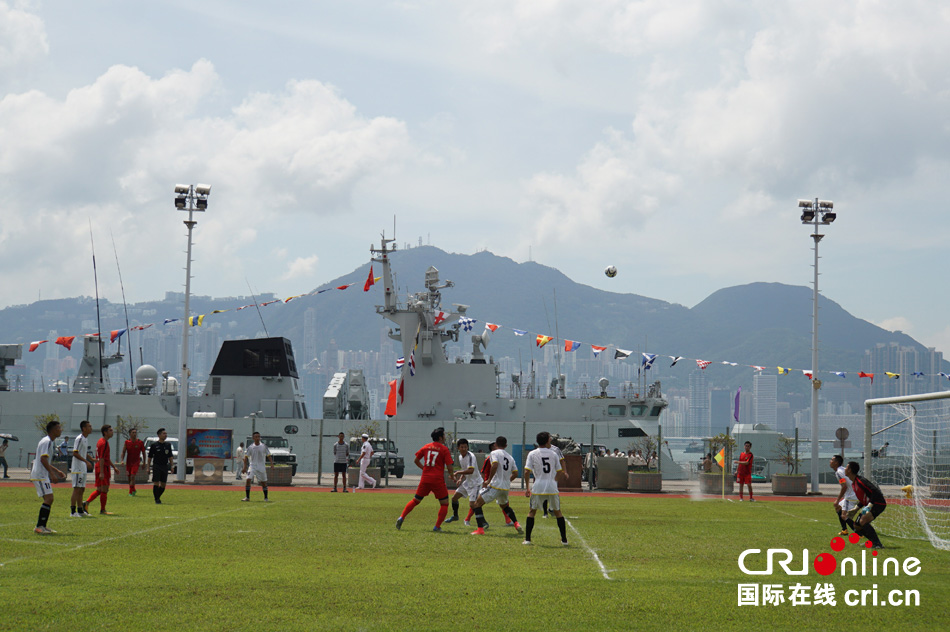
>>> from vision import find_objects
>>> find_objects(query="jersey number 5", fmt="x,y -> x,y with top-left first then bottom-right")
541,457 -> 551,474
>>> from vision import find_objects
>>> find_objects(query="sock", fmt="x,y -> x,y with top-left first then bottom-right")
525,516 -> 535,541
38,503 -> 51,528
557,517 -> 567,542
400,498 -> 421,520
130,481 -> 136,493
86,490 -> 100,505
503,507 -> 512,524
862,522 -> 883,547
436,504 -> 448,527
451,500 -> 460,517
263,486 -> 268,500
503,505 -> 518,524
542,500 -> 548,515
153,486 -> 160,501
245,486 -> 251,499
474,507 -> 487,529
466,507 -> 475,521
99,493 -> 108,511
158,486 -> 166,500
837,508 -> 848,530
71,505 -> 76,514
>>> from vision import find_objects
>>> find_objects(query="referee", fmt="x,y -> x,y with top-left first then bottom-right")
147,428 -> 174,504
332,432 -> 349,492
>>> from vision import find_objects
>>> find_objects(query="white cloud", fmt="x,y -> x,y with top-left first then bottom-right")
282,255 -> 319,281
874,316 -> 914,335
0,1 -> 48,69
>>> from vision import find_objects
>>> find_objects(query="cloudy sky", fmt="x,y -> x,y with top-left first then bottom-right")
2,1 -> 950,353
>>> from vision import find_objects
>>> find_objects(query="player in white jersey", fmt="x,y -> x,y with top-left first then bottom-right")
542,443 -> 566,518
523,431 -> 568,545
356,434 -> 376,489
242,431 -> 274,501
69,421 -> 95,517
31,419 -> 66,534
444,438 -> 483,524
830,454 -> 860,535
470,436 -> 521,535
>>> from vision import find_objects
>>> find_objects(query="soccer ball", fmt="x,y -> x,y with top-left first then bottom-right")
604,265 -> 617,278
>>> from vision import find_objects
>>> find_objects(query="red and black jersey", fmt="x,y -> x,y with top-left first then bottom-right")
852,475 -> 886,506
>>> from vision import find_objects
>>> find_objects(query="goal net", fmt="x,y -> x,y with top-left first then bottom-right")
866,391 -> 950,550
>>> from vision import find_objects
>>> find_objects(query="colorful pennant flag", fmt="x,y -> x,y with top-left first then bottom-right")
363,266 -> 375,292
669,356 -> 683,366
485,323 -> 499,333
912,372 -> 924,378
513,329 -> 527,336
592,345 -> 606,358
384,379 -> 398,416
778,366 -> 790,375
28,340 -> 48,352
564,340 -> 581,352
398,378 -> 404,404
211,309 -> 229,314
55,336 -> 76,350
714,448 -> 725,468
721,361 -> 737,366
434,311 -> 447,326
132,324 -> 153,331
696,359 -> 711,370
885,372 -> 900,380
615,348 -> 632,359
396,357 -> 405,370
163,318 -> 179,325
734,386 -> 741,422
284,295 -> 303,303
536,335 -> 553,348
188,315 -> 205,327
833,371 -> 847,378
110,329 -> 127,343
335,284 -> 352,291
859,372 -> 875,384
750,365 -> 766,371
459,317 -> 476,332
409,349 -> 416,377
802,370 -> 813,379
641,353 -> 657,369
940,372 -> 950,380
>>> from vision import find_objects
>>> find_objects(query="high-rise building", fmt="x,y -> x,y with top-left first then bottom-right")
687,371 -> 709,438
753,373 -> 777,428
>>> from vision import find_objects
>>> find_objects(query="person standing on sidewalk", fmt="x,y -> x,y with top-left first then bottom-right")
332,432 -> 349,492
0,438 -> 10,478
356,433 -> 376,490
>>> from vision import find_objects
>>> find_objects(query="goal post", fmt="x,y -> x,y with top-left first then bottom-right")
865,390 -> 950,550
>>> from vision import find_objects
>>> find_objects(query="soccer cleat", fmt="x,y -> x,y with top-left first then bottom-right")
542,513 -> 549,519
838,530 -> 849,536
82,501 -> 89,514
129,491 -> 136,497
155,500 -> 162,504
749,498 -> 756,502
464,520 -> 471,527
873,544 -> 885,550
738,498 -> 744,502
342,489 -> 349,493
470,528 -> 486,535
241,498 -> 249,502
331,488 -> 338,492
34,527 -> 46,534
396,517 -> 403,530
522,540 -> 533,545
70,513 -> 80,518
80,512 -> 93,518
561,541 -> 569,546
100,510 -> 113,515
432,526 -> 443,533
483,523 -> 490,531
264,498 -> 270,502
444,516 -> 458,523
505,521 -> 514,527
514,522 -> 523,534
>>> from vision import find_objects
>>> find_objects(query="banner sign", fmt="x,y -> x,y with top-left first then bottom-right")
185,428 -> 233,459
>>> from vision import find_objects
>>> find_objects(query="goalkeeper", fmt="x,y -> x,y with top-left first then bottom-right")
844,461 -> 887,550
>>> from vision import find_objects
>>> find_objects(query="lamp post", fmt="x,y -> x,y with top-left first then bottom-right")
798,197 -> 836,494
174,183 -> 211,481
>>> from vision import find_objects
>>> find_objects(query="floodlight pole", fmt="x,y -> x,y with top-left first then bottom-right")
174,184 -> 209,482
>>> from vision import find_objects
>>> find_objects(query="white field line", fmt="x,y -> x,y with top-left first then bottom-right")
761,502 -> 832,527
0,507 -> 244,567
565,519 -> 612,580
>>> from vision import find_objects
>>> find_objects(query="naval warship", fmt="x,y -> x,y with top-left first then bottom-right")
1,234 -> 675,477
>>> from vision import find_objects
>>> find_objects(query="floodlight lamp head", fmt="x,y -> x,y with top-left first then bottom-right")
800,210 -> 816,223
195,198 -> 208,210
194,184 -> 212,195
821,212 -> 836,224
174,184 -> 190,194
818,200 -> 834,209
798,199 -> 814,209
174,196 -> 187,209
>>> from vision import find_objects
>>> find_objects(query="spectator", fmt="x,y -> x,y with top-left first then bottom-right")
702,453 -> 713,473
0,438 -> 9,478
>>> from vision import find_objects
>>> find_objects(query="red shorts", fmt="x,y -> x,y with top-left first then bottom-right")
736,472 -> 752,484
414,478 -> 449,500
95,469 -> 111,486
126,462 -> 140,477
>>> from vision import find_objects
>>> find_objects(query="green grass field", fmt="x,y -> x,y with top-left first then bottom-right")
1,485 -> 948,631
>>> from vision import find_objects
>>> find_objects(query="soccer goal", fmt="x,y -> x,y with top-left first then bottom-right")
865,390 -> 950,550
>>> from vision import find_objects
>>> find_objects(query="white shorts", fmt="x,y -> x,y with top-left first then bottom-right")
841,499 -> 858,514
456,481 -> 481,502
71,471 -> 88,488
246,467 -> 267,483
530,494 -> 560,511
33,479 -> 53,497
478,486 -> 510,506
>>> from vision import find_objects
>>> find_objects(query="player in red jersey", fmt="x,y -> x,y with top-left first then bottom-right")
736,441 -> 755,501
120,428 -> 146,496
85,424 -> 118,515
396,427 -> 456,532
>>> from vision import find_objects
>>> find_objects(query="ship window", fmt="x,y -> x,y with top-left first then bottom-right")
243,349 -> 261,369
301,403 -> 308,419
264,350 -> 281,370
607,405 -> 626,417
285,342 -> 294,357
650,406 -> 663,417
629,405 -> 647,416
288,358 -> 297,374
211,377 -> 221,395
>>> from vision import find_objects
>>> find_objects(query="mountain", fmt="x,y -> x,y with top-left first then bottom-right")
1,246 -> 943,394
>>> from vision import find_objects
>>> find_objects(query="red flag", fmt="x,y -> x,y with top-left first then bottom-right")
433,311 -> 447,325
29,340 -> 48,352
363,265 -> 375,292
859,372 -> 875,384
336,284 -> 352,290
384,379 -> 398,416
696,359 -> 712,370
485,323 -> 499,332
55,336 -> 76,350
398,378 -> 404,404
